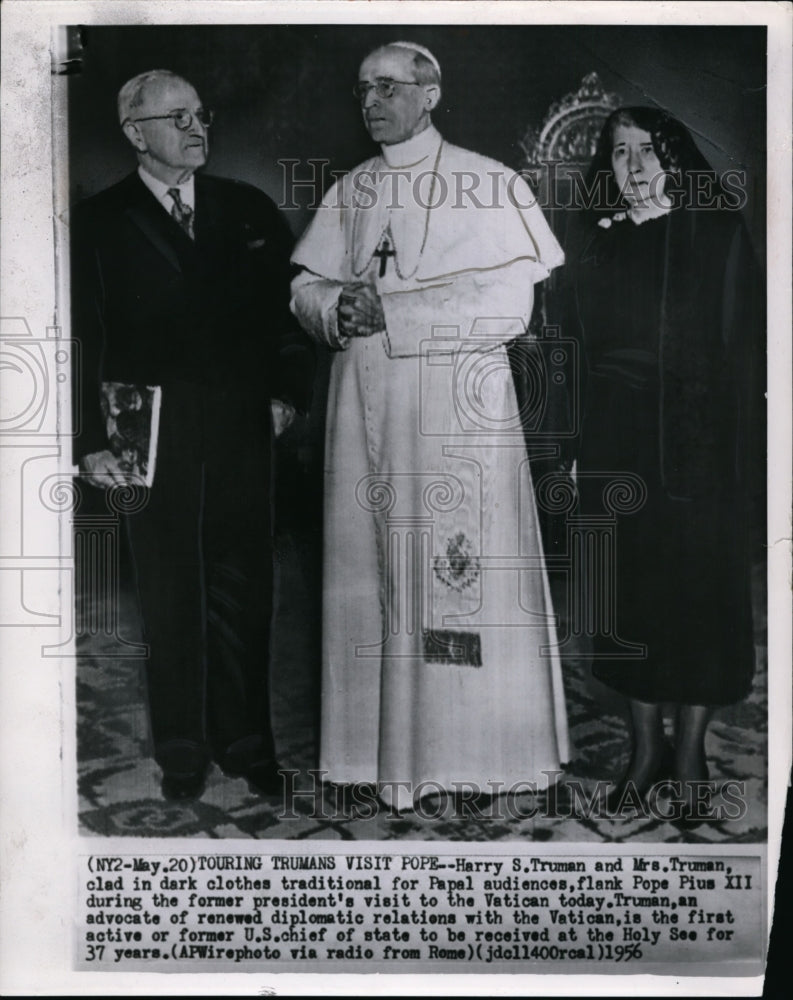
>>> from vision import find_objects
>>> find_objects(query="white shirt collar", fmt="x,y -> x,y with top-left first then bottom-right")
380,124 -> 441,168
138,165 -> 195,213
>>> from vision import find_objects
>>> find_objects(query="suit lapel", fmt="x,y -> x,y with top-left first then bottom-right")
123,173 -> 194,273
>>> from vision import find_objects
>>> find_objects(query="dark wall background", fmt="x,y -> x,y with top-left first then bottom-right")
66,24 -> 766,255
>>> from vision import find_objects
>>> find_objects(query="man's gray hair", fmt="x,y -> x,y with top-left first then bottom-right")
117,69 -> 188,124
379,41 -> 442,86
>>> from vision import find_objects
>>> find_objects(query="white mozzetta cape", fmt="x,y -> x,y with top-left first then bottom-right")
291,126 -> 570,805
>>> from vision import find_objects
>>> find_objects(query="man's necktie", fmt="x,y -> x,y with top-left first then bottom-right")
168,187 -> 194,239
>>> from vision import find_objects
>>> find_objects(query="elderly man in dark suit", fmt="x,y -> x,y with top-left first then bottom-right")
72,69 -> 311,801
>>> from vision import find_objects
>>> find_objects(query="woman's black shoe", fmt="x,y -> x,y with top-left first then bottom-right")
670,771 -> 718,832
605,742 -> 675,815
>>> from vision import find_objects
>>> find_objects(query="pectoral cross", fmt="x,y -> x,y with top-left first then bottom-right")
373,236 -> 396,277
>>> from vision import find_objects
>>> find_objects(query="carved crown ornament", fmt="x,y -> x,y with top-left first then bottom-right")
519,72 -> 623,170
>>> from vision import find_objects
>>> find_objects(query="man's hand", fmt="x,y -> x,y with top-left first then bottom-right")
271,399 -> 296,438
338,282 -> 385,339
78,450 -> 129,489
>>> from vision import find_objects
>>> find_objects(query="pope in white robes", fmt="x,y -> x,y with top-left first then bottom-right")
291,42 -> 570,809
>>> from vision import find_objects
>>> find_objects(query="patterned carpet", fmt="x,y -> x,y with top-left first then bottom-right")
76,499 -> 767,844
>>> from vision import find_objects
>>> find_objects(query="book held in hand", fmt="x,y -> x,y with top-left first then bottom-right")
100,382 -> 161,487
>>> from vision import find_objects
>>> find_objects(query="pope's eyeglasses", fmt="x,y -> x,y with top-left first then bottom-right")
353,78 -> 423,102
128,108 -> 214,130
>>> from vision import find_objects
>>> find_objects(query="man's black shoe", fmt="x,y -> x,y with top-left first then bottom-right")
216,736 -> 283,797
243,758 -> 284,797
161,768 -> 208,802
157,739 -> 210,802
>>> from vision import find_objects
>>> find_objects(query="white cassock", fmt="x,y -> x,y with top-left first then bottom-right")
291,125 -> 570,806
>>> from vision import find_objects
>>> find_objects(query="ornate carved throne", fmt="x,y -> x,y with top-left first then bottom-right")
520,70 -> 622,334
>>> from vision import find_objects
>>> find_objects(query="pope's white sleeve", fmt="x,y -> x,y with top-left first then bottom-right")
378,258 -> 537,359
290,270 -> 350,350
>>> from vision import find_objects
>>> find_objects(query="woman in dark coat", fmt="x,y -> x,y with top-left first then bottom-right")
568,107 -> 764,815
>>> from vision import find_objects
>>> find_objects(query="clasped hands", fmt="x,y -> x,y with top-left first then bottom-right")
337,282 -> 385,339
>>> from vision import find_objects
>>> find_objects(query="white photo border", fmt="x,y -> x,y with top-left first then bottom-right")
0,1 -> 790,995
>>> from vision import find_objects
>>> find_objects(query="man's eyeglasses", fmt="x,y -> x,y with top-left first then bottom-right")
128,108 -> 214,130
353,79 -> 423,102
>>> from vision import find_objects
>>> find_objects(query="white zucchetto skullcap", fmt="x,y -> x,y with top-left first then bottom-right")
388,41 -> 442,79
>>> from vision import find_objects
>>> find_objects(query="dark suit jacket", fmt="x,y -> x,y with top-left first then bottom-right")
71,170 -> 311,464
